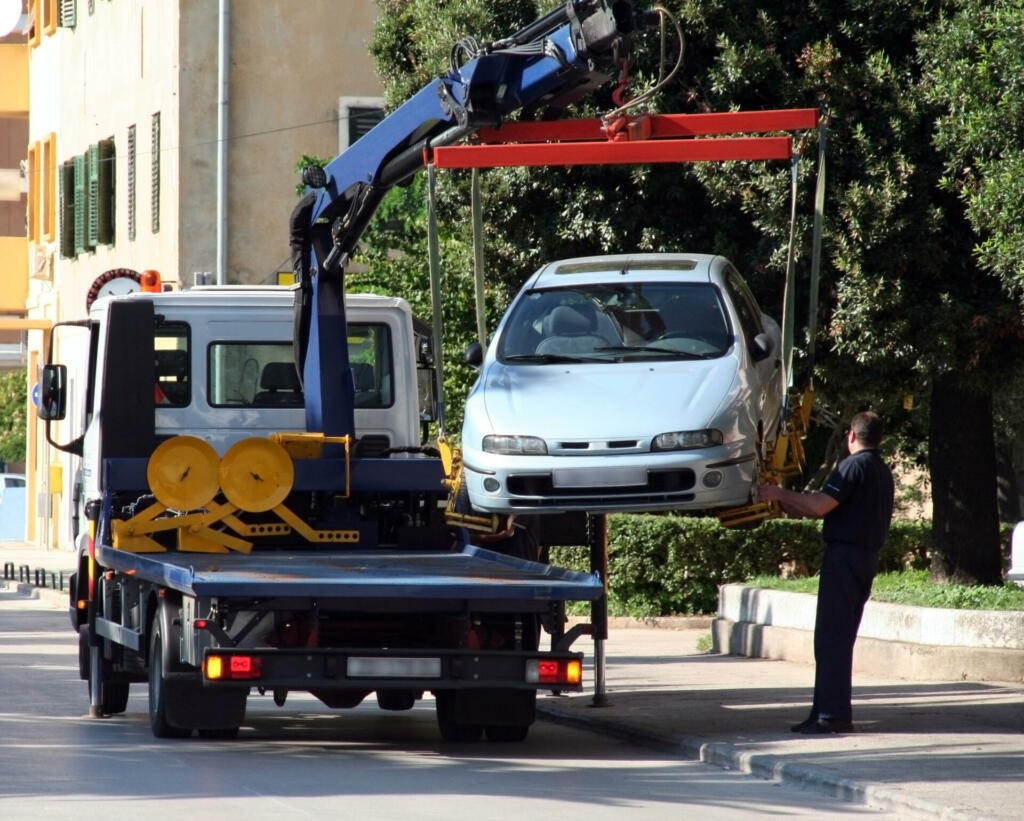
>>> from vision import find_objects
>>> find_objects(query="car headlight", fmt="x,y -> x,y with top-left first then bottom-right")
652,429 -> 724,451
482,435 -> 548,455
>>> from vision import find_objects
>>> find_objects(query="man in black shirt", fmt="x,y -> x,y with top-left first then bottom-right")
760,411 -> 895,734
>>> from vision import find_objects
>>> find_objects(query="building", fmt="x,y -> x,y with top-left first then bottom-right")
24,0 -> 383,548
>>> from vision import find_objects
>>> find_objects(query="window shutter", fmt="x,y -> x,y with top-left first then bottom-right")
86,143 -> 100,247
59,0 -> 76,28
126,124 -> 136,241
73,154 -> 88,256
59,161 -> 75,258
151,112 -> 160,234
348,106 -> 384,147
97,138 -> 115,244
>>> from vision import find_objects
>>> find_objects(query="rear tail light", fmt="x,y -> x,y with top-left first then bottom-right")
205,654 -> 263,681
525,658 -> 582,685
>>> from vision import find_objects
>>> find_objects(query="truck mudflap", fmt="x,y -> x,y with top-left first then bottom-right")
93,544 -> 604,602
201,646 -> 586,693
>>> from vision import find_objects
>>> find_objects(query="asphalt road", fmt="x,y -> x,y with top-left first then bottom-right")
0,586 -> 900,820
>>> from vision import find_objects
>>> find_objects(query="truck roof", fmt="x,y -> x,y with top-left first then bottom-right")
96,287 -> 410,313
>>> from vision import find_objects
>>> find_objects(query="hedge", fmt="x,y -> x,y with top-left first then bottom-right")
548,516 -> 1013,617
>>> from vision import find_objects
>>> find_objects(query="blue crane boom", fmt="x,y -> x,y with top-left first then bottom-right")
290,1 -> 649,439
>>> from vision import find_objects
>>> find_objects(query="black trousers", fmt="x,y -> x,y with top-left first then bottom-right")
811,541 -> 879,721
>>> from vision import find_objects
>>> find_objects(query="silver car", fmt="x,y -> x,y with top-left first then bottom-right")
460,253 -> 784,514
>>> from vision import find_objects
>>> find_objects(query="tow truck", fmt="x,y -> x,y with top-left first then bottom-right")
40,0 -> 821,742
38,1 -> 663,742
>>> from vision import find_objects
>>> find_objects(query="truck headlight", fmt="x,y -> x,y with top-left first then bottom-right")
483,435 -> 548,455
652,429 -> 723,451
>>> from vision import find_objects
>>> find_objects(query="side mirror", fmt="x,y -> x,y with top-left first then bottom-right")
752,333 -> 775,362
38,364 -> 68,421
464,341 -> 483,370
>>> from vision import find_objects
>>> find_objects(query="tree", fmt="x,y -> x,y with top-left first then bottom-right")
363,1 -> 1018,583
0,369 -> 26,467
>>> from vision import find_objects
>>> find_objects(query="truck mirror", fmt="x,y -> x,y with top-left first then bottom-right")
417,367 -> 437,423
38,364 -> 68,421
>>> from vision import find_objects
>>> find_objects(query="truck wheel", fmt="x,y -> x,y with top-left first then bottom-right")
79,625 -> 131,715
435,692 -> 483,742
148,618 -> 191,739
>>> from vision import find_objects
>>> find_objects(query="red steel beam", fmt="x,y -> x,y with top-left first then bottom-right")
477,109 -> 819,144
432,136 -> 793,170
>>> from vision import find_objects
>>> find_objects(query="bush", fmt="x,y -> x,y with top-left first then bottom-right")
549,515 -> 1013,616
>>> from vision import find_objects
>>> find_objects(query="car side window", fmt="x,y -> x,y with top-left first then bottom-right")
723,268 -> 765,356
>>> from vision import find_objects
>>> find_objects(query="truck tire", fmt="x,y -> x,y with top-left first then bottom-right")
79,625 -> 131,715
148,617 -> 191,739
435,692 -> 483,742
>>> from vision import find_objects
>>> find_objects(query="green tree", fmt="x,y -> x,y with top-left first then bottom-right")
0,369 -> 26,466
361,0 -> 1018,583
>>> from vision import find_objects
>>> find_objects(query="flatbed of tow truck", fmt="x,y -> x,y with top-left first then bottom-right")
93,544 -> 604,602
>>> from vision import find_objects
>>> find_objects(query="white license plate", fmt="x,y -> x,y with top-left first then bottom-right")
346,657 -> 441,678
551,467 -> 646,488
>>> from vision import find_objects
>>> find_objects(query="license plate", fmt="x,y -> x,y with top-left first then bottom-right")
551,467 -> 646,488
346,657 -> 442,678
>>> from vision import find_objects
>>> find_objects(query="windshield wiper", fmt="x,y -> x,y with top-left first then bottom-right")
594,345 -> 707,359
504,353 -> 604,364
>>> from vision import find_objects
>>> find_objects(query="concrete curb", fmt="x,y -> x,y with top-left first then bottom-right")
536,702 -> 984,821
713,585 -> 1024,682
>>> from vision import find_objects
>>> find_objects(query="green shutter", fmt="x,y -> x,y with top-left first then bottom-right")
59,161 -> 75,258
73,154 -> 88,256
86,144 -> 99,247
97,138 -> 115,244
59,0 -> 76,28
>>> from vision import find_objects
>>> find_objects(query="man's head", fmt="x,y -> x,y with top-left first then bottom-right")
848,410 -> 884,451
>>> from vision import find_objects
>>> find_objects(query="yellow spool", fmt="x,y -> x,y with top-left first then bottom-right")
220,438 -> 295,512
147,435 -> 221,510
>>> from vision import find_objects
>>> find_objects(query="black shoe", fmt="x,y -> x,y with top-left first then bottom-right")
790,716 -> 818,733
796,717 -> 854,735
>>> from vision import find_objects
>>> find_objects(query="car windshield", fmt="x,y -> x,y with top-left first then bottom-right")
497,282 -> 732,362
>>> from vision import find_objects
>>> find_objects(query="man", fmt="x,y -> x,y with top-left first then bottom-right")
760,410 -> 895,734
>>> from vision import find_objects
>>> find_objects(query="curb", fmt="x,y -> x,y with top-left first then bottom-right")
0,578 -> 68,607
535,701 -> 983,821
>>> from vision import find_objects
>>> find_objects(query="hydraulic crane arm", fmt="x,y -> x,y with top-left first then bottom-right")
290,1 -> 652,439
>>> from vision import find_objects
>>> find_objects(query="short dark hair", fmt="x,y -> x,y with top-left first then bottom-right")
850,410 -> 884,448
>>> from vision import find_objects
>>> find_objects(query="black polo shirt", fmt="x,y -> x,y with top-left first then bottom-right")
821,448 -> 895,553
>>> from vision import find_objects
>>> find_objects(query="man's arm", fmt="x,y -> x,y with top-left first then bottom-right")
759,484 -> 839,519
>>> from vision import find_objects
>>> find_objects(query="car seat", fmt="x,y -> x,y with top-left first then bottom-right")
253,361 -> 303,406
535,304 -> 612,356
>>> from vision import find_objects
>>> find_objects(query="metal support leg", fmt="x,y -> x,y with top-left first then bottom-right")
588,513 -> 610,707
88,642 -> 103,718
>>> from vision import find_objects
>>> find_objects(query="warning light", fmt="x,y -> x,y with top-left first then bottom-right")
140,269 -> 162,293
205,654 -> 262,681
525,658 -> 583,686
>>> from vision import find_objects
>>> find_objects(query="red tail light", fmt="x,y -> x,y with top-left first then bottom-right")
526,658 -> 582,685
206,654 -> 263,681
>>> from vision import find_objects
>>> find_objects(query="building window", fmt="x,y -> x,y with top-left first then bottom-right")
43,133 -> 56,242
338,97 -> 385,151
126,124 -> 136,241
151,112 -> 160,234
26,143 -> 38,242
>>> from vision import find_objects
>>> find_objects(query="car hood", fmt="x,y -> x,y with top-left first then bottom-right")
477,356 -> 743,440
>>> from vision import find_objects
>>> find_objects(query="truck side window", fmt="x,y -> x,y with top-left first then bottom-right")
154,323 -> 191,406
208,342 -> 299,407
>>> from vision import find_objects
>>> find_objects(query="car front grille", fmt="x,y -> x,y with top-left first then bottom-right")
507,468 -> 695,502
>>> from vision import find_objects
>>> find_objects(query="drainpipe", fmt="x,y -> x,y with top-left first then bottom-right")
216,0 -> 229,285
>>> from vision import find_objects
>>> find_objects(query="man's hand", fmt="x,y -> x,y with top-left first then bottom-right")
758,484 -> 838,519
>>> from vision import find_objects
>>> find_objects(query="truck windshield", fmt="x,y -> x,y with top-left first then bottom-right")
207,324 -> 394,409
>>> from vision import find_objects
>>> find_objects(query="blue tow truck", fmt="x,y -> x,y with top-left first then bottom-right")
39,1 -> 652,741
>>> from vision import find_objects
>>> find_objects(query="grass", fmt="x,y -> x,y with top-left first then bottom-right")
745,569 -> 1024,611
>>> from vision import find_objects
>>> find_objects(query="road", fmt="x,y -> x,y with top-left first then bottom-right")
0,587 -> 900,820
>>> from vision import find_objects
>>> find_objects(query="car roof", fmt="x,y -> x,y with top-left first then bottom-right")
529,253 -> 725,288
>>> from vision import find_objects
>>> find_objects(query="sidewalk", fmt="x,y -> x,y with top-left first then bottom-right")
4,540 -> 1022,820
